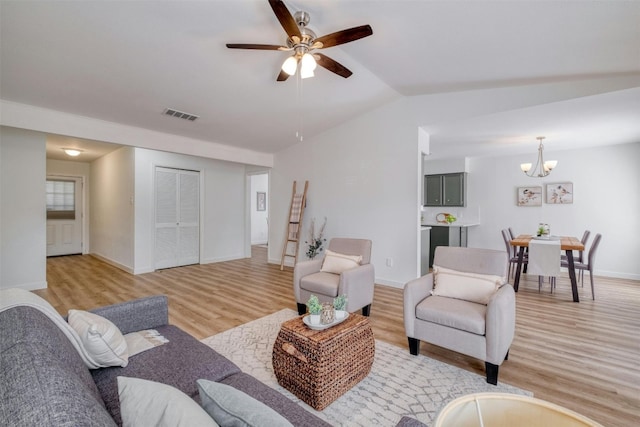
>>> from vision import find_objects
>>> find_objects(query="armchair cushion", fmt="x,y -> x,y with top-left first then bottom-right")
432,266 -> 504,305
320,250 -> 362,274
300,272 -> 339,297
416,296 -> 487,335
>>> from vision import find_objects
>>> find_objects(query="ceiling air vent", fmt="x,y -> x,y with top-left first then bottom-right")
163,108 -> 199,122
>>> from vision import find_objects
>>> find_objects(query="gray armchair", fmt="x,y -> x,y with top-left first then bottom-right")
294,238 -> 374,316
403,246 -> 515,385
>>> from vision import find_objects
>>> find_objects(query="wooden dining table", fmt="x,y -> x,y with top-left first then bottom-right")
510,235 -> 585,302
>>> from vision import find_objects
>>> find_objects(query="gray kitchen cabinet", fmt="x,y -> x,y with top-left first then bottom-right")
424,173 -> 466,207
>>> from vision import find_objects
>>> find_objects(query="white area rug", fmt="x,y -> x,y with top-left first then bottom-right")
201,309 -> 531,426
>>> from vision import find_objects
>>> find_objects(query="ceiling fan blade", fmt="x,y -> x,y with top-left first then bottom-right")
314,53 -> 353,78
268,0 -> 302,39
226,43 -> 287,51
314,25 -> 373,48
277,69 -> 291,82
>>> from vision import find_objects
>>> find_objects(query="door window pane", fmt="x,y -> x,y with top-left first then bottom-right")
46,179 -> 75,220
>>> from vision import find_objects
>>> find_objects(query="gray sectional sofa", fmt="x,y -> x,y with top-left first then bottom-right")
0,295 -> 329,426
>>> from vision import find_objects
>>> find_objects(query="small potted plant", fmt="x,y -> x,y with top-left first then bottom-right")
333,294 -> 347,319
307,295 -> 322,325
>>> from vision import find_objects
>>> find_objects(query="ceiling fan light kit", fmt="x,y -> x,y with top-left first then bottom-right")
226,0 -> 373,81
520,136 -> 558,178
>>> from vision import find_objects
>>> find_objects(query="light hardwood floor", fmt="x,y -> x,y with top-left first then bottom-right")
37,247 -> 640,426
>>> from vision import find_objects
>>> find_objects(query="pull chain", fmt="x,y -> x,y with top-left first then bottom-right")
296,69 -> 304,142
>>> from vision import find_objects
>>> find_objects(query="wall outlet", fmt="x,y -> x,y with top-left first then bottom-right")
386,258 -> 393,267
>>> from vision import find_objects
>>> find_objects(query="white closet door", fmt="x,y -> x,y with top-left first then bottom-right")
177,171 -> 200,266
155,167 -> 199,269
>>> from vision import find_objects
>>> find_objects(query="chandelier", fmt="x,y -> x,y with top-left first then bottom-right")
520,136 -> 557,177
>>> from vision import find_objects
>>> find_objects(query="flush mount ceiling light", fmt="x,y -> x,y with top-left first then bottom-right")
520,136 -> 558,178
63,148 -> 83,157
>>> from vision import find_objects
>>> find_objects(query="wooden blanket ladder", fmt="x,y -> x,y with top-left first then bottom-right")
280,181 -> 308,270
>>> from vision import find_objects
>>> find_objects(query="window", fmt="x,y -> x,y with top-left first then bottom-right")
46,179 -> 76,220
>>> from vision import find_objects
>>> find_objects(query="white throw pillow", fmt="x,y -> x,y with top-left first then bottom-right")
68,309 -> 129,368
118,377 -> 219,427
431,266 -> 505,305
320,249 -> 363,274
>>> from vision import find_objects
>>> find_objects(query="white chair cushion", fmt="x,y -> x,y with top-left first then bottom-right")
300,272 -> 339,297
416,296 -> 487,335
320,250 -> 362,274
431,266 -> 504,305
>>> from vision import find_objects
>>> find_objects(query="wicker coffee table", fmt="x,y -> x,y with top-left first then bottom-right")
272,313 -> 375,410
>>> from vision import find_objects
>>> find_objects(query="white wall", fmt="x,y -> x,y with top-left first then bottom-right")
270,79 -> 640,288
250,173 -> 268,245
466,142 -> 640,279
133,148 -> 247,274
0,126 -> 47,290
46,159 -> 91,254
90,147 -> 136,272
270,98 -> 420,287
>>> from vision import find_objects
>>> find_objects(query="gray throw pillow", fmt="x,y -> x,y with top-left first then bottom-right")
196,379 -> 294,427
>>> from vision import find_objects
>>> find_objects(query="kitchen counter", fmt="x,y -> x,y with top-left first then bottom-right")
422,222 -> 479,227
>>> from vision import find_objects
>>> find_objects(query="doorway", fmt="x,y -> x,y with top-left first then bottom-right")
46,176 -> 84,256
250,173 -> 269,248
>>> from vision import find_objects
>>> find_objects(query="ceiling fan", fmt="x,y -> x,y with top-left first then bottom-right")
226,0 -> 373,81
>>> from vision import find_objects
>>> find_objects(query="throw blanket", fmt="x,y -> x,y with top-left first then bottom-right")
126,329 -> 169,357
0,288 -> 102,369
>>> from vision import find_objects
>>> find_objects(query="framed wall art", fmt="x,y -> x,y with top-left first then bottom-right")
256,192 -> 266,211
517,186 -> 542,207
546,183 -> 573,204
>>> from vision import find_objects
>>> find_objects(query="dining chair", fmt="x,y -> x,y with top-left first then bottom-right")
561,233 -> 601,300
527,239 -> 561,293
561,230 -> 591,284
507,228 -> 518,258
502,229 -> 525,279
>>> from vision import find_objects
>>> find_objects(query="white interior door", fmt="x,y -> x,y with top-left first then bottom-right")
46,176 -> 83,256
155,167 -> 200,269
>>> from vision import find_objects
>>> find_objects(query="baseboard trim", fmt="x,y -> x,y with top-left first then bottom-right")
1,280 -> 48,291
89,253 -> 134,274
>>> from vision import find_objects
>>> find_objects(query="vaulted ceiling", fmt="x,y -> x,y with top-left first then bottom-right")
2,0 -> 639,160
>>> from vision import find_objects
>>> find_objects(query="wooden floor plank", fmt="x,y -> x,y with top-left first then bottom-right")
36,247 -> 640,426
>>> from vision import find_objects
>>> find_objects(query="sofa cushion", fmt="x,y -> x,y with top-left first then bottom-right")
0,307 -> 116,427
416,296 -> 487,335
300,271 -> 339,297
118,377 -> 218,427
92,325 -> 242,425
68,309 -> 129,368
220,372 -> 330,427
197,379 -> 293,427
432,266 -> 503,305
320,250 -> 362,274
